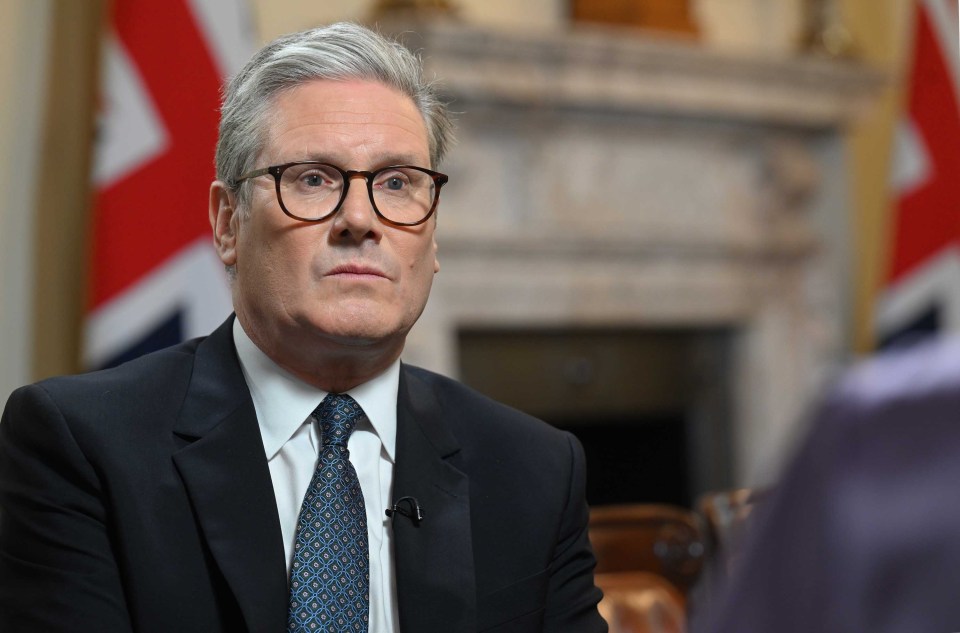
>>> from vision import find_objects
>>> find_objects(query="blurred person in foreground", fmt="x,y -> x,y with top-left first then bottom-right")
0,23 -> 605,633
696,336 -> 960,633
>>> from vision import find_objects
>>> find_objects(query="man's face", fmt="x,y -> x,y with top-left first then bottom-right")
212,79 -> 440,375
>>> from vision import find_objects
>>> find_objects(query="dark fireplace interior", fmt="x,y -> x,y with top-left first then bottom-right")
570,414 -> 688,506
458,327 -> 733,508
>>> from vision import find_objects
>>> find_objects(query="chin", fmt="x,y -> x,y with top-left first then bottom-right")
296,298 -> 421,347
310,315 -> 405,348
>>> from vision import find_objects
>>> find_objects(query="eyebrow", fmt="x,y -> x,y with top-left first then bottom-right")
287,153 -> 428,168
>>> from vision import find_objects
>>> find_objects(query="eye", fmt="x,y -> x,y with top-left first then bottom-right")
384,176 -> 406,191
375,169 -> 413,193
280,164 -> 342,195
300,171 -> 330,187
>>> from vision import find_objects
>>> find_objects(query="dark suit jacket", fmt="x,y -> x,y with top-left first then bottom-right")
696,336 -> 960,633
0,318 -> 605,632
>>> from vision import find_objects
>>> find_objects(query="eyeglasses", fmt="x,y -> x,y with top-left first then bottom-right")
231,162 -> 448,226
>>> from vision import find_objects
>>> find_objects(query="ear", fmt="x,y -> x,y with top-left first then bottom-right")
432,211 -> 440,273
209,181 -> 239,266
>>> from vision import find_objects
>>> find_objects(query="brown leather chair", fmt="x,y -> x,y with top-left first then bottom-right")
590,504 -> 706,594
589,504 -> 707,633
596,571 -> 686,633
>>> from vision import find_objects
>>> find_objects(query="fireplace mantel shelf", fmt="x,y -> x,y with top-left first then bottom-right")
381,18 -> 882,488
386,20 -> 886,129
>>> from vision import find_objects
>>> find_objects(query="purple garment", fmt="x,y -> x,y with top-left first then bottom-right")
698,336 -> 960,633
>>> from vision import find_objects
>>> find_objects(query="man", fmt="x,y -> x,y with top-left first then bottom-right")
695,336 -> 960,633
0,23 -> 606,633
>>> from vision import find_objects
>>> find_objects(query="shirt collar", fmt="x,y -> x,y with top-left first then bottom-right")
232,318 -> 399,462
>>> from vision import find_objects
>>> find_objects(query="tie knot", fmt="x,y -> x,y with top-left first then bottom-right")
314,393 -> 364,447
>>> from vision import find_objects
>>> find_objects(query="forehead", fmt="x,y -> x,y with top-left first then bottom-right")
261,78 -> 430,165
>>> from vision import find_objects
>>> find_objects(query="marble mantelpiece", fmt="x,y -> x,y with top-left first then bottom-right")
385,21 -> 885,487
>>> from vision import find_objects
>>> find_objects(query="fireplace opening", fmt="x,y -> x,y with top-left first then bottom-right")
561,414 -> 688,506
458,328 -> 733,508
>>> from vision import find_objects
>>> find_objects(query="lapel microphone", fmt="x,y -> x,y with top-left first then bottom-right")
385,496 -> 424,525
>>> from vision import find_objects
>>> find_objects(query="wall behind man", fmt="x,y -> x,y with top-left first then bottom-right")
0,0 -> 52,399
0,0 -> 105,399
844,0 -> 915,352
250,0 -> 564,41
0,0 -> 913,398
249,0 -> 913,356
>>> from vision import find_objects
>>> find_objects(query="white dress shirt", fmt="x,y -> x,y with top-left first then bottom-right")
232,319 -> 399,632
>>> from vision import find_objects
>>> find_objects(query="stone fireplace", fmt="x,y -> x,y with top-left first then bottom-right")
386,20 -> 884,489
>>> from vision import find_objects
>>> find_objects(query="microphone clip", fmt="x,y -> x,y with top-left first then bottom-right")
386,496 -> 424,526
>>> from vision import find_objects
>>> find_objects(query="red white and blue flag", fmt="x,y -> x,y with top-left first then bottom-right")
84,0 -> 255,368
876,0 -> 960,347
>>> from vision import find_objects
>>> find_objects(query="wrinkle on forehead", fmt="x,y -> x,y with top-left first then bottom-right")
261,79 -> 430,168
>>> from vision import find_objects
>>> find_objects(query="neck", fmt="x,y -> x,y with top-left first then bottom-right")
284,348 -> 400,393
236,315 -> 404,393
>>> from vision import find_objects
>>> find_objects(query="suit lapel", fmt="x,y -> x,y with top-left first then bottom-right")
171,318 -> 288,633
393,366 -> 476,632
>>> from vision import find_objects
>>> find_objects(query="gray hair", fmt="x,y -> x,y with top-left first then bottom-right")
216,22 -> 454,207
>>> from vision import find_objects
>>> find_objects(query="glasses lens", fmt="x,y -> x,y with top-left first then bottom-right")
278,163 -> 344,220
276,163 -> 439,224
371,167 -> 437,224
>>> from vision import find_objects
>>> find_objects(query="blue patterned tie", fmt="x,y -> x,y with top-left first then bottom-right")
287,394 -> 369,632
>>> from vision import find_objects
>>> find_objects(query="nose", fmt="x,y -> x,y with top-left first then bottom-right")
330,173 -> 381,242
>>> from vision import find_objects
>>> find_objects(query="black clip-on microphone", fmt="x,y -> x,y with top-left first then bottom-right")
386,496 -> 424,526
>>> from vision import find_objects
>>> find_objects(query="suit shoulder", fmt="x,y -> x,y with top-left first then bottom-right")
405,363 -> 543,424
36,337 -> 202,397
8,338 -> 205,434
403,364 -> 574,448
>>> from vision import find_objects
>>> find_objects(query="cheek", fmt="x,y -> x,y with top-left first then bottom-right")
404,236 -> 437,276
236,222 -> 300,292
406,241 -> 438,299
265,242 -> 318,305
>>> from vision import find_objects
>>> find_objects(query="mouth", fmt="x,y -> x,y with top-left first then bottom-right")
325,263 -> 390,280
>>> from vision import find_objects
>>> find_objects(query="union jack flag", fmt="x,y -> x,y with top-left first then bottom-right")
84,0 -> 255,369
876,0 -> 960,347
